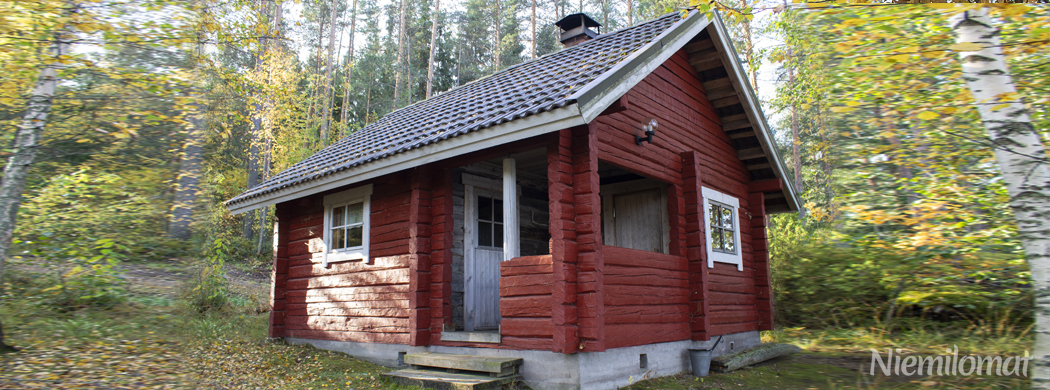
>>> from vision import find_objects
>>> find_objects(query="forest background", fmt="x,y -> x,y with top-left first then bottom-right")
0,0 -> 1047,383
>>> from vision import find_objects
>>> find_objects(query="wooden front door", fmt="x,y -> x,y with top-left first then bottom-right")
464,186 -> 503,331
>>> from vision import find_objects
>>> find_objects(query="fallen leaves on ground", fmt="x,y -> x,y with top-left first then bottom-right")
0,335 -> 190,389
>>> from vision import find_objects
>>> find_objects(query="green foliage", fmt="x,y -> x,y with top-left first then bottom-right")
769,215 -> 1032,330
18,236 -> 129,310
18,169 -> 175,261
178,239 -> 232,313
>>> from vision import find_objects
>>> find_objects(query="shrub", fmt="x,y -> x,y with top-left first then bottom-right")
179,239 -> 232,313
768,216 -> 1032,330
18,236 -> 128,310
17,169 -> 173,261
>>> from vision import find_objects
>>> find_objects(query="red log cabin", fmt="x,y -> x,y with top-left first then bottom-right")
227,11 -> 799,390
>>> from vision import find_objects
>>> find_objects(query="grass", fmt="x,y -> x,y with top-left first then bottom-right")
0,268 -> 423,390
626,350 -> 1028,390
0,266 -> 1035,390
624,326 -> 1031,390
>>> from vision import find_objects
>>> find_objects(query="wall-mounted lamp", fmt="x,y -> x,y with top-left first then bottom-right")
635,119 -> 658,145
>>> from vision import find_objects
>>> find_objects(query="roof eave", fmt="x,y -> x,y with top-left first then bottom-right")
572,12 -> 713,123
708,14 -> 801,213
225,104 -> 586,215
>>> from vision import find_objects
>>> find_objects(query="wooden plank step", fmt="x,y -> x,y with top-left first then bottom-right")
404,353 -> 523,377
383,369 -> 520,390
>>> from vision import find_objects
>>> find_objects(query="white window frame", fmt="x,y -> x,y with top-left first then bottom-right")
322,184 -> 373,266
702,187 -> 742,271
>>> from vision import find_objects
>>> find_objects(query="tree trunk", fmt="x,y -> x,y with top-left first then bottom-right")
530,0 -> 536,59
243,105 -> 261,240
0,14 -> 72,352
169,14 -> 208,240
169,111 -> 204,240
950,9 -> 1050,385
788,62 -> 803,218
306,8 -> 326,145
426,0 -> 440,98
256,137 -> 272,254
627,0 -> 632,26
319,0 -> 339,142
738,0 -> 757,90
341,0 -> 358,124
394,0 -> 407,107
494,0 -> 502,70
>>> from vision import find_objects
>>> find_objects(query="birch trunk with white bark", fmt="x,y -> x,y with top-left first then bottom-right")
951,8 -> 1050,385
0,15 -> 72,352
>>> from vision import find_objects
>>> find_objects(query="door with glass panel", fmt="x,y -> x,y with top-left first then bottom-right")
464,186 -> 503,331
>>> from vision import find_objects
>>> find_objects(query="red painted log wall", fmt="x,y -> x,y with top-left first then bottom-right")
279,173 -> 416,345
602,246 -> 690,349
270,47 -> 777,351
499,255 -> 554,350
589,48 -> 764,346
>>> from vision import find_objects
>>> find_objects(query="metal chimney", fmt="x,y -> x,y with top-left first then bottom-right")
555,13 -> 602,48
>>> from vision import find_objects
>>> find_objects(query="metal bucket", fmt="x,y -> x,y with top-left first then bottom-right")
688,348 -> 713,377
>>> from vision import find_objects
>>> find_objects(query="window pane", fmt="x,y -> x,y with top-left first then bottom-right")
478,221 -> 492,247
331,228 -> 346,250
709,204 -> 720,229
494,198 -> 503,223
494,223 -> 503,248
478,196 -> 492,221
721,207 -> 733,228
346,202 -> 363,224
711,228 -> 723,250
723,230 -> 735,252
332,206 -> 345,227
347,226 -> 363,248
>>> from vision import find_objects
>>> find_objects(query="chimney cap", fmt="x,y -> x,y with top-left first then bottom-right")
555,13 -> 602,32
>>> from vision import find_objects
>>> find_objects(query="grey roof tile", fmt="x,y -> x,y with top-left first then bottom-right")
228,13 -> 682,207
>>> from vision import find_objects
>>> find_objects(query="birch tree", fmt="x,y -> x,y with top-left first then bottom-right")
0,3 -> 73,352
530,0 -> 537,59
950,8 -> 1050,385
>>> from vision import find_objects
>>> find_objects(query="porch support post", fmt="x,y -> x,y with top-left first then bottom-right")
503,158 -> 519,260
748,179 -> 780,331
682,151 -> 710,341
571,125 -> 605,352
548,129 -> 580,353
269,202 -> 291,339
408,167 -> 434,346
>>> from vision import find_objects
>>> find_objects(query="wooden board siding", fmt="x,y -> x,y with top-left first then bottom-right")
548,128 -> 581,354
499,255 -> 553,350
572,126 -> 606,352
590,48 -> 764,343
429,169 -> 455,336
279,174 -> 417,345
603,246 -> 690,349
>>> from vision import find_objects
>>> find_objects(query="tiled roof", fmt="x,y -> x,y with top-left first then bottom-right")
227,13 -> 683,207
